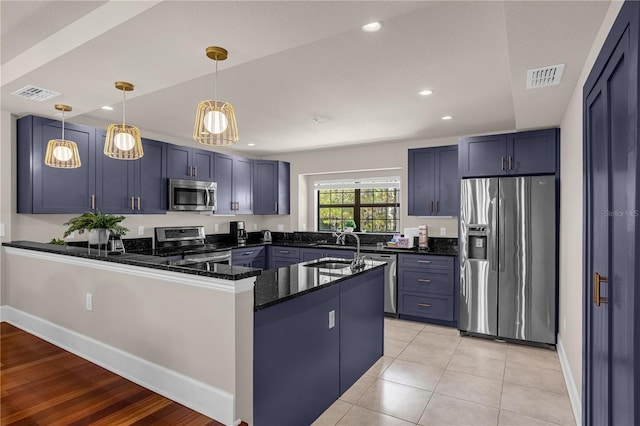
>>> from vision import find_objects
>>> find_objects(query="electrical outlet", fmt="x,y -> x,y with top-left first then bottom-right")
278,224 -> 284,231
85,293 -> 93,311
138,226 -> 144,236
214,223 -> 219,232
328,310 -> 335,329
253,223 -> 258,230
440,227 -> 446,236
302,223 -> 307,231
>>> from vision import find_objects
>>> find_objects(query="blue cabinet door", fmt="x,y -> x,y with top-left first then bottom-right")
253,160 -> 278,215
214,153 -> 234,214
408,148 -> 435,215
434,146 -> 460,216
135,138 -> 167,214
458,134 -> 508,178
95,130 -> 135,214
18,116 -> 97,214
214,153 -> 253,214
166,144 -> 192,180
192,148 -> 215,181
253,160 -> 291,215
408,146 -> 458,216
507,129 -> 558,175
339,268 -> 384,394
300,248 -> 324,262
234,157 -> 253,214
254,284 -> 340,426
583,3 -> 639,425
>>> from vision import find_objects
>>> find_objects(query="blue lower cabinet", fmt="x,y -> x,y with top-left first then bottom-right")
231,247 -> 265,269
339,268 -> 384,394
268,246 -> 300,269
254,267 -> 384,425
254,284 -> 340,426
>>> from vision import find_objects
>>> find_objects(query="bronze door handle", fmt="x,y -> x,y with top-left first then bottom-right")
593,272 -> 608,306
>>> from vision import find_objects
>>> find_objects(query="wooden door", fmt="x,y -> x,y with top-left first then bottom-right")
583,2 -> 639,425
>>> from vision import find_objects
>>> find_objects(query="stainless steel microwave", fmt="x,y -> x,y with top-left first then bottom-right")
168,179 -> 217,212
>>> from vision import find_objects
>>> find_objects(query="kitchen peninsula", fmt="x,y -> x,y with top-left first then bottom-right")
1,240 -> 385,426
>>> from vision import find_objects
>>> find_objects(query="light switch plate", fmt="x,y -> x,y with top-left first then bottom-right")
440,227 -> 446,236
278,224 -> 284,231
138,226 -> 144,236
85,293 -> 93,311
214,223 -> 219,232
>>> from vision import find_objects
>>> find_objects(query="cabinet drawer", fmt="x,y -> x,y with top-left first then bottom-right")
399,269 -> 453,295
270,247 -> 300,259
399,293 -> 454,321
232,247 -> 265,261
399,254 -> 453,270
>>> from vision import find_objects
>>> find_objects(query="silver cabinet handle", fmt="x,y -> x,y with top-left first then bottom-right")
418,260 -> 431,264
243,252 -> 254,256
91,194 -> 96,210
417,303 -> 431,308
418,279 -> 431,283
280,251 -> 289,254
194,166 -> 197,177
501,156 -> 505,170
131,196 -> 135,211
137,196 -> 141,211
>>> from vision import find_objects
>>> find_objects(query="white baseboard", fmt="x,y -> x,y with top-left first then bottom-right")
557,335 -> 581,426
0,305 -> 237,426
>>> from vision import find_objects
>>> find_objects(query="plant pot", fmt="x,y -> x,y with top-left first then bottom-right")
88,228 -> 109,245
344,227 -> 354,232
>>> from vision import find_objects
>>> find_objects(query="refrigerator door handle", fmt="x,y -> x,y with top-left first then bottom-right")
490,199 -> 498,271
499,198 -> 505,272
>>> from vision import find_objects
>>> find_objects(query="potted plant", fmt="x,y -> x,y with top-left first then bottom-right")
63,211 -> 129,245
344,220 -> 357,232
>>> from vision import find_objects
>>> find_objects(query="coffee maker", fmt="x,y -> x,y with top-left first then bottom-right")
230,221 -> 247,245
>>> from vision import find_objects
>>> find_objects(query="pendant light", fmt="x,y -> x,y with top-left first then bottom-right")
193,46 -> 239,146
44,104 -> 81,168
103,81 -> 143,160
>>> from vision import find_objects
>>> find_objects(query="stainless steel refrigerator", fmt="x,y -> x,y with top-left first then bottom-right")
459,176 -> 557,345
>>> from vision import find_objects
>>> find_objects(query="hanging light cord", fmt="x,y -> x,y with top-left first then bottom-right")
61,109 -> 65,140
214,55 -> 219,100
122,88 -> 126,128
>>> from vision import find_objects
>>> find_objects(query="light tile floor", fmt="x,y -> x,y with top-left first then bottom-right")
312,318 -> 576,426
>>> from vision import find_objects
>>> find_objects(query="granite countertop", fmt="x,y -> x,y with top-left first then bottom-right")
254,258 -> 385,311
2,241 -> 261,281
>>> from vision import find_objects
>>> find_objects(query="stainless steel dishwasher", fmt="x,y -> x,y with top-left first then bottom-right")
366,253 -> 398,316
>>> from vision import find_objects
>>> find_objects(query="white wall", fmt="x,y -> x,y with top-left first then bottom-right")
263,137 -> 462,237
557,0 -> 623,418
1,110 -> 15,305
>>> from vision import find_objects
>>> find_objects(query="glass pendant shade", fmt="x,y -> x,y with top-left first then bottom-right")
45,104 -> 81,168
104,81 -> 143,160
193,46 -> 239,146
193,99 -> 239,145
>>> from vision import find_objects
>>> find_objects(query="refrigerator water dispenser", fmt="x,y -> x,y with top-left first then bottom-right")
468,225 -> 487,260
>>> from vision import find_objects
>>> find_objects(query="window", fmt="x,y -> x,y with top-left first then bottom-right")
317,187 -> 400,232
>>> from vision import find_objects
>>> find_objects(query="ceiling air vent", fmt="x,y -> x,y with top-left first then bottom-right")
526,64 -> 565,89
11,85 -> 61,101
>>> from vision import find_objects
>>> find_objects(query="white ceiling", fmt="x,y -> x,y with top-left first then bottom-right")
1,1 -> 611,156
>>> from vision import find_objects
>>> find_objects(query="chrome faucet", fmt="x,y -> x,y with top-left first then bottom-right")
332,230 -> 365,269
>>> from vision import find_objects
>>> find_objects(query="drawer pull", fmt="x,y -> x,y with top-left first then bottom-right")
280,251 -> 289,254
418,279 -> 431,283
418,260 -> 431,264
243,252 -> 254,256
417,303 -> 431,308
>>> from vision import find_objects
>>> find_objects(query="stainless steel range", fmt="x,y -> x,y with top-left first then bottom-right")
154,226 -> 231,267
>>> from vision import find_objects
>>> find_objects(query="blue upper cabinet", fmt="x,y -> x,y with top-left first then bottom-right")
253,160 -> 290,215
459,129 -> 558,178
18,116 -> 97,214
214,153 -> 253,214
96,133 -> 167,214
408,145 -> 459,216
166,144 -> 214,181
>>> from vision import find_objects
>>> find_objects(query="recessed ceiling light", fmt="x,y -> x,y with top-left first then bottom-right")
248,143 -> 255,147
419,89 -> 434,96
361,21 -> 383,32
441,115 -> 453,120
101,105 -> 114,111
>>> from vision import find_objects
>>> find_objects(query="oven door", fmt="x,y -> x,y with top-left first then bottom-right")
168,179 -> 217,212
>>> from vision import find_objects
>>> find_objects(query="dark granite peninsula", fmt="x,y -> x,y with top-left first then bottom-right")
253,259 -> 385,426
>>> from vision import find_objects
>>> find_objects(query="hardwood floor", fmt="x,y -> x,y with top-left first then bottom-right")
0,322 -> 223,425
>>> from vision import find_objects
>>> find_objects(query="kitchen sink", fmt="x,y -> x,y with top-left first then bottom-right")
304,260 -> 352,269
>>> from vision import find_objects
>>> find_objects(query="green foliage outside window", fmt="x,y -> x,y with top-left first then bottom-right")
318,188 -> 399,232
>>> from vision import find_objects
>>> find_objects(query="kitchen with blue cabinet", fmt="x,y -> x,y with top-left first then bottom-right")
3,1 -> 628,425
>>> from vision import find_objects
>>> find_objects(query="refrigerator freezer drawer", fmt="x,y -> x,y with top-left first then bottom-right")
399,269 -> 454,295
399,293 -> 454,321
